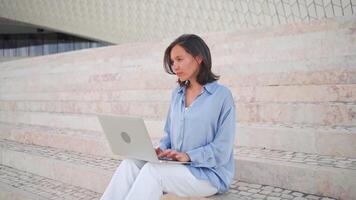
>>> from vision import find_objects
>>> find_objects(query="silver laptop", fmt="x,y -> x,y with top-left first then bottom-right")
97,114 -> 190,164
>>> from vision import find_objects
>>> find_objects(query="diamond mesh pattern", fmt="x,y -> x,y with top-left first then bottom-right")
0,0 -> 354,44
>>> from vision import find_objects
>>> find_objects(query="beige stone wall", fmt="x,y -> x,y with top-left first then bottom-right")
0,0 -> 355,44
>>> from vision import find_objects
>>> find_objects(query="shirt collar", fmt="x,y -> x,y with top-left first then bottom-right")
177,81 -> 218,95
203,81 -> 218,94
178,86 -> 184,94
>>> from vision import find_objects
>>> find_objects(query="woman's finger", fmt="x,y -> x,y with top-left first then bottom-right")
167,150 -> 178,158
174,152 -> 189,162
169,151 -> 183,161
155,147 -> 162,155
158,149 -> 171,158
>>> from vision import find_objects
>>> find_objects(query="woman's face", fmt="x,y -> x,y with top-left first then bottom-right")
170,44 -> 201,82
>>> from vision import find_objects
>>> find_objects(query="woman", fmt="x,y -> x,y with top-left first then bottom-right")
100,34 -> 236,200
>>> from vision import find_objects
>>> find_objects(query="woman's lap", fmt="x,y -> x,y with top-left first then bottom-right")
132,160 -> 218,197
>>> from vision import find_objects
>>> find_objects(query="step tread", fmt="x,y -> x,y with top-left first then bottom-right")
1,111 -> 356,134
0,164 -> 337,200
235,146 -> 356,171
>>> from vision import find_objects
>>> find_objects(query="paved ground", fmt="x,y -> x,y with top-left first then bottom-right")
0,165 -> 100,200
0,164 -> 338,200
0,139 -> 340,199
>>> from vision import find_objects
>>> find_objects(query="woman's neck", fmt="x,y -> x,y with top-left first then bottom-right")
187,79 -> 202,91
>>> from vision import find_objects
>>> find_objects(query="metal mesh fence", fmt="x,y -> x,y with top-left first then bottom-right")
227,0 -> 355,28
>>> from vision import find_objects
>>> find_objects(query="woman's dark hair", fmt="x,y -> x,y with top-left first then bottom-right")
163,34 -> 219,87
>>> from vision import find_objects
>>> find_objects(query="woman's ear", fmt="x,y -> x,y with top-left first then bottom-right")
195,56 -> 203,65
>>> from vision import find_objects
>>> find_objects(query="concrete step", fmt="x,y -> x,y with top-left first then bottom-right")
0,122 -> 113,156
1,56 -> 356,94
234,146 -> 356,200
1,119 -> 355,158
216,54 -> 356,77
236,123 -> 356,158
0,112 -> 166,138
1,67 -> 354,97
1,99 -> 355,126
0,164 -> 101,200
1,67 -> 355,96
0,83 -> 355,103
1,52 -> 355,80
0,139 -> 119,193
212,28 -> 356,64
0,140 -> 338,200
237,102 -> 356,126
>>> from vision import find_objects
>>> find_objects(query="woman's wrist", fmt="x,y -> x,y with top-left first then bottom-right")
185,153 -> 191,162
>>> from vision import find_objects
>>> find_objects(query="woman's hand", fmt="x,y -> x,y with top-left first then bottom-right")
155,147 -> 162,156
157,149 -> 191,162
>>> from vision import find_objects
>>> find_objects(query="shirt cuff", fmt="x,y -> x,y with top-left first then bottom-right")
186,148 -> 203,165
159,143 -> 169,151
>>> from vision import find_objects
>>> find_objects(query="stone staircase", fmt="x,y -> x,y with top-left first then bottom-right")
0,16 -> 355,199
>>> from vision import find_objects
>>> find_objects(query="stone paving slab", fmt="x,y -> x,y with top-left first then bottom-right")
0,164 -> 337,200
0,164 -> 100,200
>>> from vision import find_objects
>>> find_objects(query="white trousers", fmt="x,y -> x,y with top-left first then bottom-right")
100,159 -> 218,200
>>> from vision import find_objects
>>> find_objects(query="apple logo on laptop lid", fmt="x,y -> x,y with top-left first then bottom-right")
121,132 -> 131,143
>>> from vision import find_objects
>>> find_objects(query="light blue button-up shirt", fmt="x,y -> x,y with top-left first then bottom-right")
159,81 -> 236,193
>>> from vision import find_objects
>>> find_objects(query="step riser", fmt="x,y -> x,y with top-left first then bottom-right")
0,111 -> 103,132
215,55 -> 356,74
2,54 -> 356,80
239,102 -> 356,126
0,102 -> 171,121
237,125 -> 356,158
0,72 -> 176,93
1,84 -> 355,103
235,158 -> 356,200
7,130 -> 112,156
212,33 -> 356,63
1,69 -> 356,94
233,85 -> 356,103
0,111 -> 166,133
221,69 -> 356,86
1,101 -> 355,126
